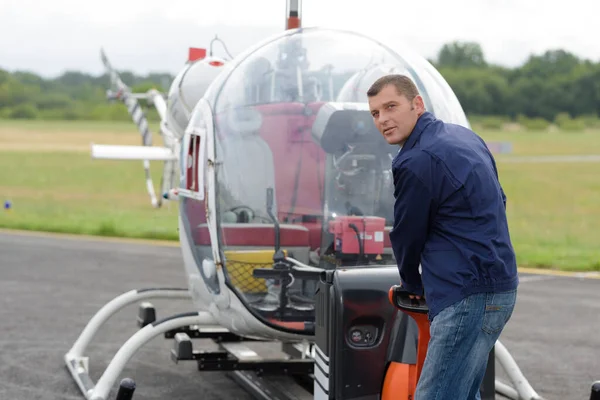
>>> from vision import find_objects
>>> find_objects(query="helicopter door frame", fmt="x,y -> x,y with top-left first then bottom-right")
178,99 -> 222,269
179,99 -> 230,309
198,99 -> 223,267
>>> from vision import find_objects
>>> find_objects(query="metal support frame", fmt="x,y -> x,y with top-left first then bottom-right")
171,330 -> 314,375
182,349 -> 314,374
164,325 -> 244,341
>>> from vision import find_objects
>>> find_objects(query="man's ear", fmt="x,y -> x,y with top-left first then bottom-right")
414,95 -> 425,113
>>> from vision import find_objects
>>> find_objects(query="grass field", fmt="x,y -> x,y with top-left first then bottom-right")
1,119 -> 599,271
0,119 -> 178,240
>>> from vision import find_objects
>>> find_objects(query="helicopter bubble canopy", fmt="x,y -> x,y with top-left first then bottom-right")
179,28 -> 470,336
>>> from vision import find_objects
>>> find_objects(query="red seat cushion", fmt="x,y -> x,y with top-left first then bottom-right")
193,223 -> 310,247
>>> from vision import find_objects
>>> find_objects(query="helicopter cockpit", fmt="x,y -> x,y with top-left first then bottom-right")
178,28 -> 470,337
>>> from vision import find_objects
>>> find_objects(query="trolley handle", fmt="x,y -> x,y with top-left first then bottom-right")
388,285 -> 428,314
252,267 -> 322,281
253,268 -> 287,279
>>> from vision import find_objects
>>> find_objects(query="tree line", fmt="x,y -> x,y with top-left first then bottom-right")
432,42 -> 600,130
1,41 -> 599,129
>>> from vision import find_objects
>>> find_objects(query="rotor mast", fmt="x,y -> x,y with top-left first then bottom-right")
286,0 -> 302,29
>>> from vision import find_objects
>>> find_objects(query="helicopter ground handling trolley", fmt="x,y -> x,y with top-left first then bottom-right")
66,256 -> 580,400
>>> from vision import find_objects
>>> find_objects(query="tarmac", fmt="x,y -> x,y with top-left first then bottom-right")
0,230 -> 598,400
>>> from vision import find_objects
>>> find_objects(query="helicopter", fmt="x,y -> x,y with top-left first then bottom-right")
64,1 -> 591,399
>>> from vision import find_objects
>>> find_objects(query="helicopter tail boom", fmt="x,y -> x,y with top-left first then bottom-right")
91,144 -> 177,161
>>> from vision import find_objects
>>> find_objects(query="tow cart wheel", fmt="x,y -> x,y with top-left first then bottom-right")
381,362 -> 411,400
590,380 -> 600,400
115,378 -> 136,400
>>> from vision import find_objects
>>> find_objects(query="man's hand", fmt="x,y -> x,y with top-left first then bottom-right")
399,282 -> 424,300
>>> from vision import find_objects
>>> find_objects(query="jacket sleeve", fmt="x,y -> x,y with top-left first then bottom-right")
389,165 -> 433,296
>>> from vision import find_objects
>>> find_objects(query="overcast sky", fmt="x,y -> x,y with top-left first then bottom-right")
1,0 -> 599,78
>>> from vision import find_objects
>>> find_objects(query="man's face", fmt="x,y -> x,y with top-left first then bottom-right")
368,84 -> 425,146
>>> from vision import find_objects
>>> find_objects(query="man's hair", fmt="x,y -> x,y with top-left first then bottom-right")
366,74 -> 420,100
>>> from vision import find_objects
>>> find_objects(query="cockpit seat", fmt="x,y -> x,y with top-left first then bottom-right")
217,106 -> 278,222
253,103 -> 326,222
192,223 -> 311,263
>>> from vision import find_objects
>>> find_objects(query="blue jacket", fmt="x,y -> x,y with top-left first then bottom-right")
389,112 -> 519,320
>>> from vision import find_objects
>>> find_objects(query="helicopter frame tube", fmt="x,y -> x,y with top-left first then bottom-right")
66,310 -> 218,400
62,284 -> 317,400
63,288 -> 210,400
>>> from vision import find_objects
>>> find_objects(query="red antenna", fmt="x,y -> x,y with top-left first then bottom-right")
286,0 -> 301,30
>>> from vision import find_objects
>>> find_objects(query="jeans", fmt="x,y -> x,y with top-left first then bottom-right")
415,289 -> 517,400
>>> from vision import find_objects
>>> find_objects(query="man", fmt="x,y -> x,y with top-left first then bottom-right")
367,74 -> 519,399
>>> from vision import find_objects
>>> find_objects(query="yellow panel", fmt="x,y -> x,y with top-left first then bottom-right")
223,249 -> 287,293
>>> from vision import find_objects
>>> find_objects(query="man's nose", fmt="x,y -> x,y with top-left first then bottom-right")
379,111 -> 390,125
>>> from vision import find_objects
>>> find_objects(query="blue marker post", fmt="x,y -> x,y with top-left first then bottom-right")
4,200 -> 11,211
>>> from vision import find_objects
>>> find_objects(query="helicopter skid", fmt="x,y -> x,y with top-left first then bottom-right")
63,287 -> 219,400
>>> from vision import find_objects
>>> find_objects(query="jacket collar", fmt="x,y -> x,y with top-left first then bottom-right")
399,111 -> 436,155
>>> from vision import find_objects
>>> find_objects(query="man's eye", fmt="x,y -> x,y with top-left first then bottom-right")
387,104 -> 395,109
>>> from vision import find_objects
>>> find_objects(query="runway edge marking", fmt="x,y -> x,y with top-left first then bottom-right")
0,228 -> 180,248
518,267 -> 600,280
